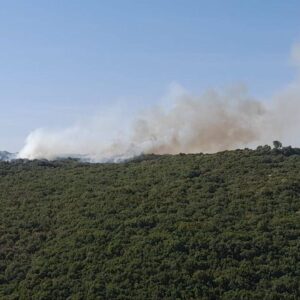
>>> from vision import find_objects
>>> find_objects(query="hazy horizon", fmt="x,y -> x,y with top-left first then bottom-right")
1,1 -> 300,158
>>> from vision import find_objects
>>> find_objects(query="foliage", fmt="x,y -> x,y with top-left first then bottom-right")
273,141 -> 283,150
0,147 -> 300,299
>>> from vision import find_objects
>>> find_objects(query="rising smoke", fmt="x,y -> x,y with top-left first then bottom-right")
18,45 -> 300,162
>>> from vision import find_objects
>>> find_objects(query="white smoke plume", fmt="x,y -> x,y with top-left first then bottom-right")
18,45 -> 300,162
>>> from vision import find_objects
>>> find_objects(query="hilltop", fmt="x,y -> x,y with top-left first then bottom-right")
0,147 -> 300,299
0,151 -> 15,161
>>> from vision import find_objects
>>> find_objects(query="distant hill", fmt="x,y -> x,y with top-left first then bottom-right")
0,147 -> 300,299
0,151 -> 15,161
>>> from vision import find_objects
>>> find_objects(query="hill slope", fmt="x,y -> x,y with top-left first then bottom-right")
0,148 -> 300,299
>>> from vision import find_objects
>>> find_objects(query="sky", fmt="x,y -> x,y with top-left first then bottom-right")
1,0 -> 300,152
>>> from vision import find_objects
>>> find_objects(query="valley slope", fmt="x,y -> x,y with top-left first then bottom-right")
0,148 -> 300,299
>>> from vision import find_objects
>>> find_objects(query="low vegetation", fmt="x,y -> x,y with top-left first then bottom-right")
0,145 -> 300,299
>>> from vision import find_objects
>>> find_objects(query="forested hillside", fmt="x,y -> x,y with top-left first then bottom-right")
0,147 -> 300,299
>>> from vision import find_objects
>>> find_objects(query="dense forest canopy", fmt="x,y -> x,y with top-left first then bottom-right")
0,146 -> 300,299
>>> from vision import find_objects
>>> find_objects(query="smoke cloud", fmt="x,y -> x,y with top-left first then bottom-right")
18,45 -> 300,162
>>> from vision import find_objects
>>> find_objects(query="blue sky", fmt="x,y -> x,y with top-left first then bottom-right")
1,0 -> 300,151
